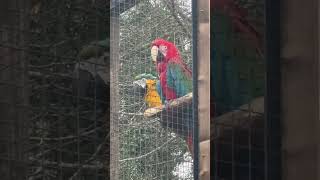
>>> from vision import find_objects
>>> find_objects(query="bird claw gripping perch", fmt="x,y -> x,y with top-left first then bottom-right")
164,100 -> 172,110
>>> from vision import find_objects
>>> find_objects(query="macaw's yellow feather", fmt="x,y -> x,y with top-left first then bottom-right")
145,79 -> 162,108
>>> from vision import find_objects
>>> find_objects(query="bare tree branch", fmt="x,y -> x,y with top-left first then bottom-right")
69,140 -> 106,180
119,137 -> 176,162
164,0 -> 192,39
28,157 -> 104,170
29,128 -> 105,141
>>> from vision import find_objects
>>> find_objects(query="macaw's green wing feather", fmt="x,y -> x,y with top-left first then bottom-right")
166,61 -> 192,98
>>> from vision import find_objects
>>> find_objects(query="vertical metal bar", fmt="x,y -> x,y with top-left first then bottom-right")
192,0 -> 199,179
264,0 -> 281,179
110,0 -> 120,179
249,127 -> 252,180
194,0 -> 210,179
214,125 -> 218,180
94,3 -> 99,179
231,127 -> 235,180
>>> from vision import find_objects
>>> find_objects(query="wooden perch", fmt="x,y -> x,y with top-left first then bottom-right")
144,94 -> 264,141
143,92 -> 193,118
214,96 -> 264,124
144,93 -> 264,123
212,96 -> 265,140
144,92 -> 193,138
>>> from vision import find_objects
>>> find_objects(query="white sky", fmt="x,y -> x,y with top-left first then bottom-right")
172,152 -> 193,179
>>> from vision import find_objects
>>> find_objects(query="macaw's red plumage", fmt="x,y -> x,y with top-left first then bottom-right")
211,0 -> 263,56
151,38 -> 194,157
151,38 -> 192,102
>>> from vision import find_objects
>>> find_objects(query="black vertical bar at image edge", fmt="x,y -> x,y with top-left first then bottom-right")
192,0 -> 199,179
265,0 -> 281,180
107,0 -> 111,179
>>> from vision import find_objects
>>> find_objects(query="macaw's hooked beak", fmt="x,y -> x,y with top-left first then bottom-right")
151,46 -> 165,64
151,46 -> 158,63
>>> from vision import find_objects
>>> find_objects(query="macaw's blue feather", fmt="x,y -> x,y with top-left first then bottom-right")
156,80 -> 165,104
157,66 -> 193,138
211,50 -> 265,116
211,12 -> 265,116
166,61 -> 192,98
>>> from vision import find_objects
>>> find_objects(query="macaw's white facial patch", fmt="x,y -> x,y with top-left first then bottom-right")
151,46 -> 158,63
133,78 -> 147,89
159,45 -> 167,56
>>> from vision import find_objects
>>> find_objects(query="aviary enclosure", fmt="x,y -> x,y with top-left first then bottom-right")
111,0 -> 196,179
0,0 -> 280,179
112,0 -> 272,180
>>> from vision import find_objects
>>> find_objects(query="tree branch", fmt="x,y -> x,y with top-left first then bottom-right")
119,137 -> 176,162
29,127 -> 105,141
212,96 -> 264,140
69,141 -> 106,180
144,92 -> 192,118
164,0 -> 192,39
28,157 -> 104,170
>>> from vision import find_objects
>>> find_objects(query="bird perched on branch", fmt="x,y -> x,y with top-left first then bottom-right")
72,40 -> 109,121
151,39 -> 192,102
133,73 -> 162,108
211,0 -> 264,117
151,38 -> 194,156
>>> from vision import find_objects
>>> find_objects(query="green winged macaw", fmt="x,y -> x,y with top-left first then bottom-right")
211,0 -> 264,117
211,1 -> 265,179
150,38 -> 194,156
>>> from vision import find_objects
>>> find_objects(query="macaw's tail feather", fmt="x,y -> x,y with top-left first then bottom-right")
186,134 -> 194,158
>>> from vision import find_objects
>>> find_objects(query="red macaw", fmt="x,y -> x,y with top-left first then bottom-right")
151,38 -> 194,156
211,0 -> 263,56
210,0 -> 263,121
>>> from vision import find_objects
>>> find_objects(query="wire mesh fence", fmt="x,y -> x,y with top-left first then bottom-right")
211,0 -> 266,179
111,0 -> 195,179
0,0 -> 277,179
0,0 -> 109,179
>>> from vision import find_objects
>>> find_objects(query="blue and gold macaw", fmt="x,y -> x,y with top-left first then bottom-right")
133,73 -> 162,108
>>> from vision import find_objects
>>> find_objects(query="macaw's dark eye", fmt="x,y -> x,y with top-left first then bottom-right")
157,50 -> 165,62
